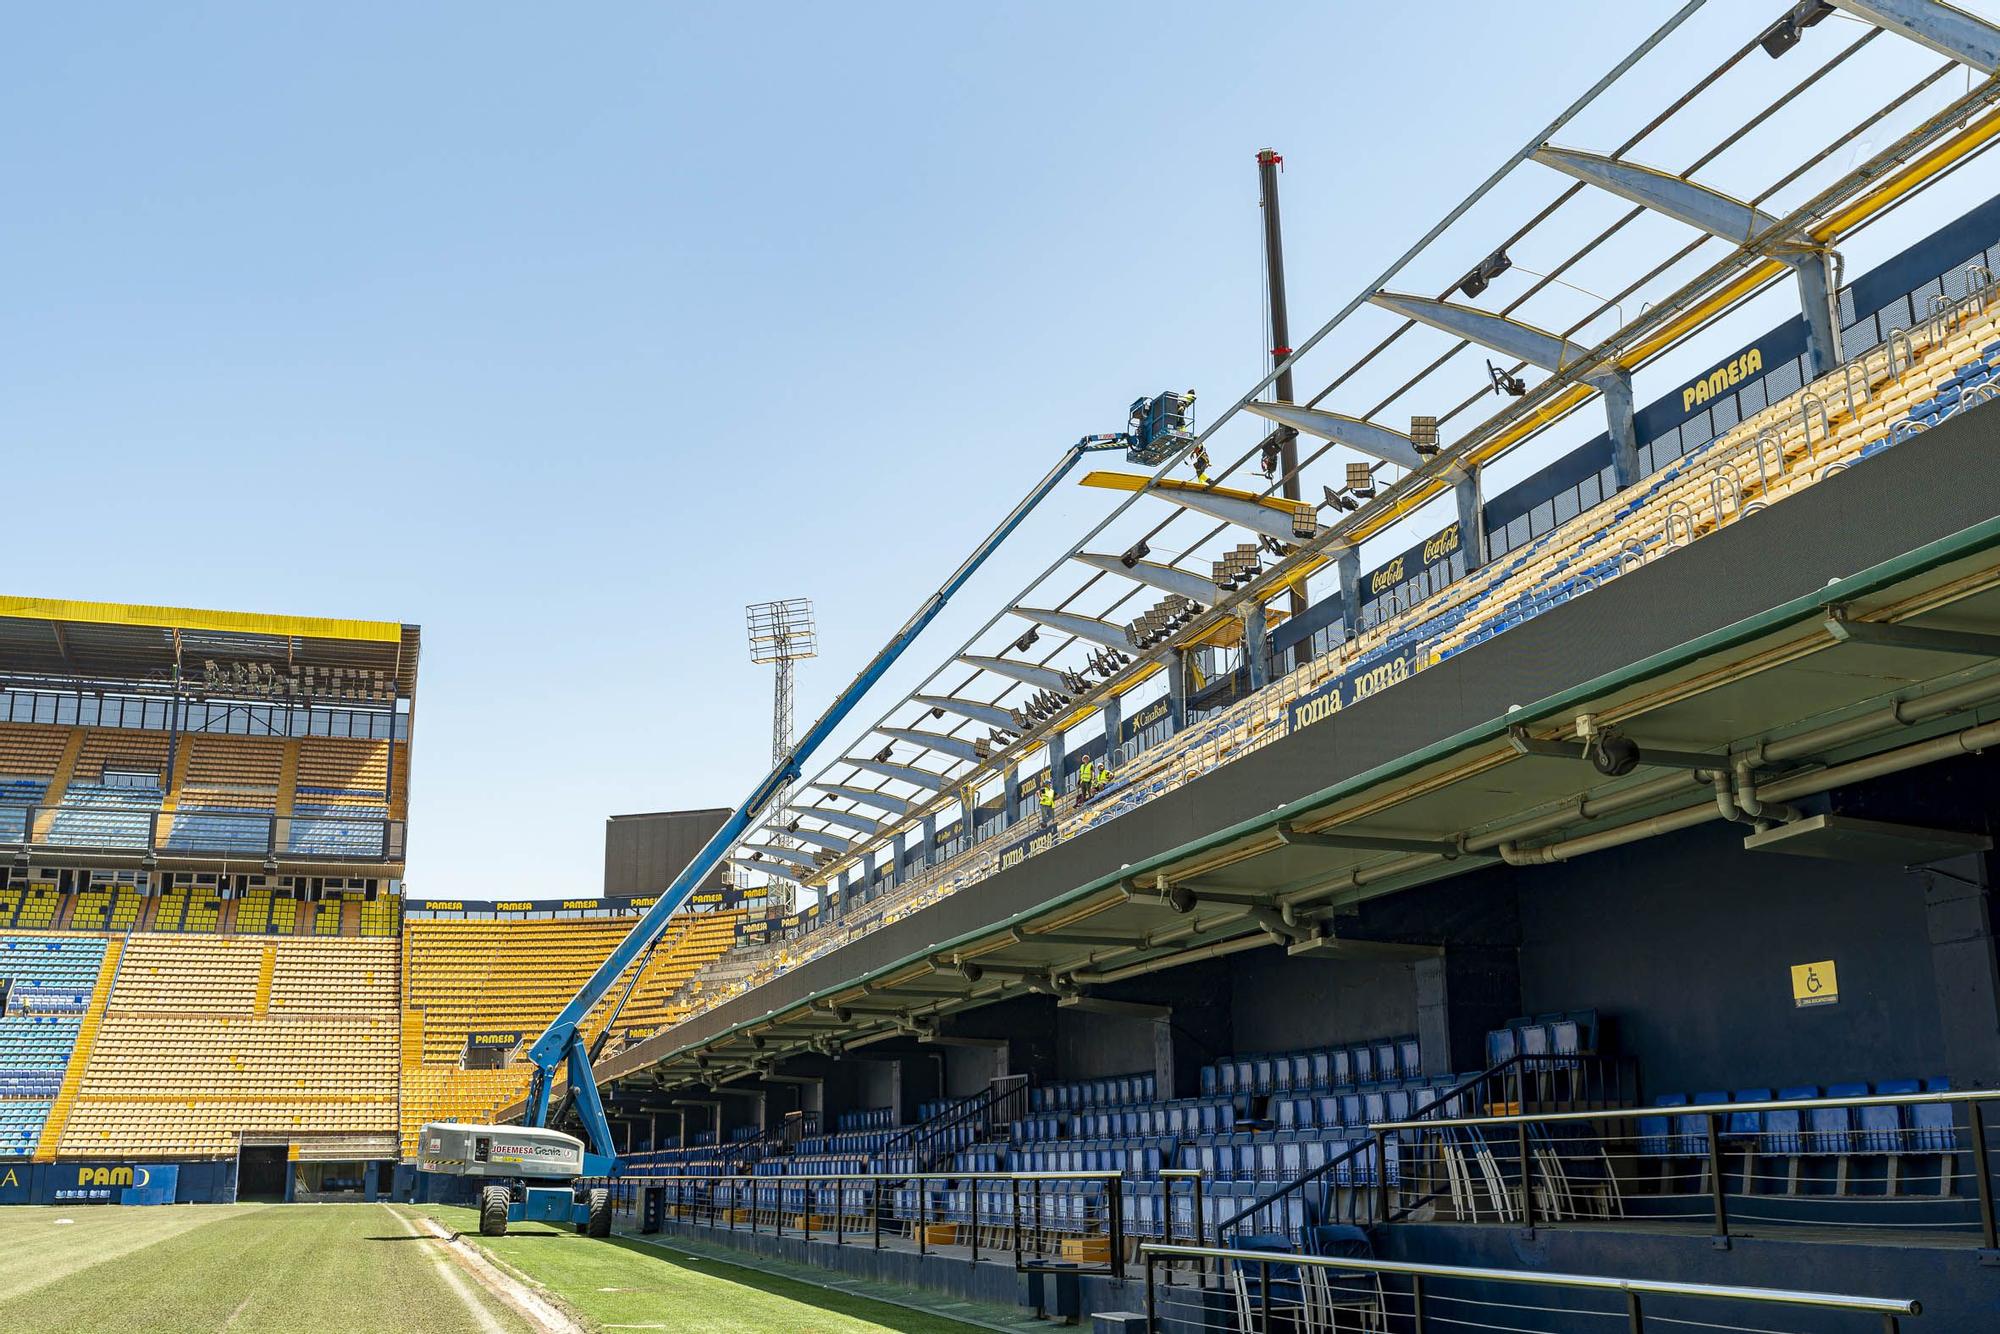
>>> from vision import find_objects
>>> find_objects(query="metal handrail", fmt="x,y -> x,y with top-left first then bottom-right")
614,1167 -> 1127,1277
1137,1242 -> 1918,1316
1370,1085 -> 2000,1132
609,1168 -> 1116,1183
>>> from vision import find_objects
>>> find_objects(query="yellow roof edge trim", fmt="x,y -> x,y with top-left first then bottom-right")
0,596 -> 404,645
1079,470 -> 1310,515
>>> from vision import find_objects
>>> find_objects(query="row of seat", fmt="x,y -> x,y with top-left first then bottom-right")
1638,1080 -> 1956,1159
1028,1071 -> 1158,1112
1204,1036 -> 1424,1099
1014,1095 -> 1239,1142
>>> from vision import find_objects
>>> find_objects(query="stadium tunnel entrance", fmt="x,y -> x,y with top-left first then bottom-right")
236,1146 -> 286,1203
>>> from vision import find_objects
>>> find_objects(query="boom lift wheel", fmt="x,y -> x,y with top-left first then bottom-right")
480,1185 -> 511,1237
581,1187 -> 612,1238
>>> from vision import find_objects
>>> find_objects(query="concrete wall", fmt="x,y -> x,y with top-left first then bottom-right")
1514,820 -> 1944,1095
1228,950 -> 1420,1055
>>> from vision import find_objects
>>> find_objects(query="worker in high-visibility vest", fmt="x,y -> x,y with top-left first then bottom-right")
1038,781 -> 1055,827
1096,758 -> 1113,793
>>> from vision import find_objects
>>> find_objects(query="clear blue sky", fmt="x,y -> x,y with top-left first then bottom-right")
3,3 -> 1991,898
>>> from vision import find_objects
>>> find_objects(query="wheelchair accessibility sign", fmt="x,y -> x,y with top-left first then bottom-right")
1791,960 -> 1838,1008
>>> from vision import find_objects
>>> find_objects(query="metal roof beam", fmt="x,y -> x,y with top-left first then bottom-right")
1369,292 -> 1600,377
780,826 -> 855,854
726,856 -> 799,882
1532,146 -> 1779,244
914,694 -> 1019,730
785,804 -> 885,835
1532,145 -> 1840,373
815,783 -> 921,816
880,727 -> 984,764
1830,0 -> 2000,73
1142,484 -> 1308,541
1369,290 -> 1641,484
957,654 -> 1070,692
1241,402 -> 1426,470
845,758 -> 949,791
1072,553 -> 1223,603
738,844 -> 820,871
1012,607 -> 1132,650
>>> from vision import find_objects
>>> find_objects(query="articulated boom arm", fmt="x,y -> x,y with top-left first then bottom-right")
521,434 -> 1135,1167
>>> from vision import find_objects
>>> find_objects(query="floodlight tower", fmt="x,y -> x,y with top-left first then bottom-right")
746,598 -> 818,908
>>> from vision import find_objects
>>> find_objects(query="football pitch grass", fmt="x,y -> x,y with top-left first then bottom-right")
0,1202 -> 992,1333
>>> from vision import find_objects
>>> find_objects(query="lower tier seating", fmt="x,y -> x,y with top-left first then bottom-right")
58,934 -> 397,1159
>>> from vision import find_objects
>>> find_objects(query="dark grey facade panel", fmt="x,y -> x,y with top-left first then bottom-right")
603,807 -> 733,898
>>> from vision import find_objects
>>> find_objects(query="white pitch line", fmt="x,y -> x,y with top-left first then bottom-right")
388,1204 -> 510,1334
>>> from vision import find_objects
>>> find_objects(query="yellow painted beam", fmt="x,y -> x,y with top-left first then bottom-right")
0,596 -> 403,645
1079,471 -> 1312,516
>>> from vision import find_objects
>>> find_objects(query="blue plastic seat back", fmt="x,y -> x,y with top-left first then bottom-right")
1762,1086 -> 1819,1155
1726,1089 -> 1771,1139
1330,1049 -> 1352,1087
1398,1038 -> 1422,1077
1487,1027 -> 1517,1067
1351,1047 -> 1376,1084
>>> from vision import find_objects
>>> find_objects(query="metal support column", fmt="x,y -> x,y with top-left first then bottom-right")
1102,691 -> 1122,762
1257,147 -> 1309,667
1337,548 -> 1362,641
1047,730 -> 1067,795
1600,369 -> 1641,489
1243,602 -> 1270,691
1451,462 -> 1487,575
1166,651 -> 1189,732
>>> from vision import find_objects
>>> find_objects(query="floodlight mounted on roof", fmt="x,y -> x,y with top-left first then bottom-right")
1762,0 -> 1833,58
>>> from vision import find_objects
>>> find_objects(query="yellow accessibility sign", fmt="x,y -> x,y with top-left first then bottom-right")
1791,960 -> 1838,1008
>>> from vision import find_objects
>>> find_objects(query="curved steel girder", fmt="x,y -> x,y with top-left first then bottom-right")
880,727 -> 984,764
1831,0 -> 1999,73
845,758 -> 950,791
958,654 -> 1070,692
1012,607 -> 1133,651
914,694 -> 1020,730
1242,402 -> 1425,471
1533,146 -> 1779,244
1073,552 -> 1224,603
785,804 -> 885,835
1369,291 -> 1602,379
816,783 -> 922,816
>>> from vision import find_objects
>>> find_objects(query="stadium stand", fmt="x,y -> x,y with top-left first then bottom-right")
657,262 -> 2000,1031
397,909 -> 746,1153
0,936 -> 112,1158
57,935 -> 399,1159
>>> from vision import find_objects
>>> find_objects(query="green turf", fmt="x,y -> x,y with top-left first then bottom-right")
0,1203 -> 528,1333
412,1203 -> 990,1333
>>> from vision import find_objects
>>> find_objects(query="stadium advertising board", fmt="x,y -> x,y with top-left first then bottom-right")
1357,521 -> 1464,612
406,884 -> 763,915
1288,641 -> 1431,734
998,825 -> 1059,871
1121,698 -> 1171,741
466,1030 -> 522,1050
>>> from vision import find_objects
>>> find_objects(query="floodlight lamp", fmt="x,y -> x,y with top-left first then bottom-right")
1120,540 -> 1150,569
1290,505 -> 1317,539
929,706 -> 945,720
1487,360 -> 1527,398
875,744 -> 894,763
1346,462 -> 1377,499
1410,415 -> 1440,454
1014,628 -> 1039,652
1458,248 -> 1512,299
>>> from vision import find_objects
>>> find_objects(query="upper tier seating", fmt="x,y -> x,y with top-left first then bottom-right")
59,934 -> 398,1159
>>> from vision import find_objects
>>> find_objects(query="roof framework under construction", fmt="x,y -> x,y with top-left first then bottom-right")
732,1 -> 2000,901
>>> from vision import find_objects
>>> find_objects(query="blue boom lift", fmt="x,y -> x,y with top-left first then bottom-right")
420,415 -> 1183,1235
